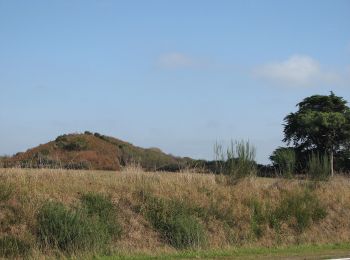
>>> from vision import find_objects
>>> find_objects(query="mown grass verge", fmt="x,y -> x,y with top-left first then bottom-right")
98,243 -> 350,259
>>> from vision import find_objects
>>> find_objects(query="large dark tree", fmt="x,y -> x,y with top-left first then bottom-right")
283,92 -> 350,176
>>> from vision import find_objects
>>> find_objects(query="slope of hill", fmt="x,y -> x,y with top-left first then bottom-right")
3,132 -> 192,171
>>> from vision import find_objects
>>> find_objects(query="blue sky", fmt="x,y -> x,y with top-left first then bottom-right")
0,0 -> 349,163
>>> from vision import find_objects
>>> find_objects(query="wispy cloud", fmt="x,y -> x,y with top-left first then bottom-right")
253,55 -> 342,87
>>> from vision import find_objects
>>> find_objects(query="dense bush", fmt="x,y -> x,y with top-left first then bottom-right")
80,193 -> 122,239
272,190 -> 327,232
0,236 -> 30,258
250,190 -> 327,236
143,195 -> 206,249
55,135 -> 88,151
37,201 -> 110,253
269,147 -> 296,178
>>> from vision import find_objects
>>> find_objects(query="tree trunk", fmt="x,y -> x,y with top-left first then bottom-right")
330,150 -> 334,177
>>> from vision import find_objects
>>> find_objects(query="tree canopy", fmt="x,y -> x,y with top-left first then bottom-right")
283,92 -> 350,175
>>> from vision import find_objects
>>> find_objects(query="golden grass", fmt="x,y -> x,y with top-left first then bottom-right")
1,167 -> 350,257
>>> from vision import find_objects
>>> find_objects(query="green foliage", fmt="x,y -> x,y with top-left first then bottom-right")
192,199 -> 235,228
142,195 -> 206,249
80,193 -> 122,239
37,201 -> 111,253
214,140 -> 257,181
0,236 -> 30,258
272,190 -> 327,232
283,92 -> 350,174
249,190 -> 326,236
307,152 -> 331,180
270,147 -> 296,178
55,135 -> 88,151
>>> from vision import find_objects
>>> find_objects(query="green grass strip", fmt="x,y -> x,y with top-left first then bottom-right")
96,243 -> 350,259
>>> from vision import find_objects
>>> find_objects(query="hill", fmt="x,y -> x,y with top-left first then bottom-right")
1,168 -> 350,258
2,132 -> 193,171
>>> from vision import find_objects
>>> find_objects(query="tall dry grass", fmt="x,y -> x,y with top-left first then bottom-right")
0,167 -> 350,257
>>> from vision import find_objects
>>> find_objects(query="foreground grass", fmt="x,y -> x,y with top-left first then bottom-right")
101,243 -> 350,259
1,167 -> 350,258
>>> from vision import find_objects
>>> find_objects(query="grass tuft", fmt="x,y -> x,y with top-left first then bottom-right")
0,236 -> 31,257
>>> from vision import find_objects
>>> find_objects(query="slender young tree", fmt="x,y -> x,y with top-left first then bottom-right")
283,92 -> 350,176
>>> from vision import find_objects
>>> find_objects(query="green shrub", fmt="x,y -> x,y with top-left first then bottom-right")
37,201 -> 110,253
143,196 -> 206,249
249,190 -> 327,235
0,236 -> 30,257
80,193 -> 122,238
190,198 -> 235,228
270,147 -> 296,178
55,136 -> 88,151
270,190 -> 327,233
307,152 -> 331,181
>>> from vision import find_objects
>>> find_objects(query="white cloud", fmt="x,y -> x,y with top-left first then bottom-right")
253,55 -> 342,87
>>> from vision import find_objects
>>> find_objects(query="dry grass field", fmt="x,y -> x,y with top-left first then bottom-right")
1,167 -> 350,258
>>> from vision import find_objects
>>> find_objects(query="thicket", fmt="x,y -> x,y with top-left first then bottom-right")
250,189 -> 327,237
37,193 -> 121,254
140,194 -> 207,249
55,135 -> 88,151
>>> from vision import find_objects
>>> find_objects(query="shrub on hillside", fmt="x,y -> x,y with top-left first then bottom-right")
55,135 -> 88,151
37,201 -> 110,253
250,190 -> 327,236
80,193 -> 122,239
143,195 -> 206,249
272,190 -> 327,232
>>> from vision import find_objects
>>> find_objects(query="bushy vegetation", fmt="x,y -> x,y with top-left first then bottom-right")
55,135 -> 88,151
0,168 -> 349,258
141,195 -> 207,249
270,147 -> 296,178
80,193 -> 122,239
37,194 -> 121,254
307,152 -> 331,181
37,202 -> 105,253
250,189 -> 327,237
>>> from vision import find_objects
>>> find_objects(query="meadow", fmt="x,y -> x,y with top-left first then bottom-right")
1,167 -> 350,259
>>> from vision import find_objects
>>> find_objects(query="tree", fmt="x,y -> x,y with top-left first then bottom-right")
283,92 -> 350,176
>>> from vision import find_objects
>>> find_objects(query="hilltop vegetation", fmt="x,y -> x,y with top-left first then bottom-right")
1,168 -> 350,258
2,132 -> 192,171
